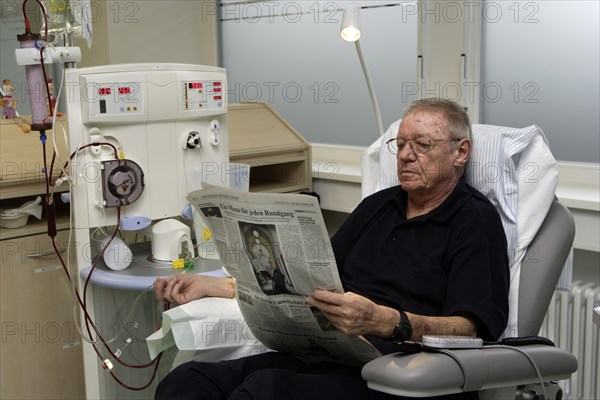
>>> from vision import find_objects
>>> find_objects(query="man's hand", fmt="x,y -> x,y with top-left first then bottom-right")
154,274 -> 204,305
154,274 -> 235,305
306,290 -> 399,337
307,290 -> 478,341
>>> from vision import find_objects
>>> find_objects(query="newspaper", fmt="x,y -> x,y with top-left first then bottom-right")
187,186 -> 382,366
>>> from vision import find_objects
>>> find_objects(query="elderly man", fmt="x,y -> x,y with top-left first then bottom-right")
154,98 -> 509,400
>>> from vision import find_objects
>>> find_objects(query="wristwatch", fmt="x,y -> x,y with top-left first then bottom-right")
391,310 -> 413,342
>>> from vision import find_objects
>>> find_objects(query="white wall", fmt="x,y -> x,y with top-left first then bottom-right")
221,0 -> 599,163
104,0 -> 218,66
221,1 -> 418,145
480,0 -> 599,163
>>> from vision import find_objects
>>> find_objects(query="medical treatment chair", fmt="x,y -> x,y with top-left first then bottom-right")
360,121 -> 578,399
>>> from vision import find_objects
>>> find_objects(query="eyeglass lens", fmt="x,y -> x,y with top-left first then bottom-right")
387,138 -> 433,155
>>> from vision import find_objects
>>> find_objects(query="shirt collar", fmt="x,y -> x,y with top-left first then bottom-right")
394,176 -> 471,222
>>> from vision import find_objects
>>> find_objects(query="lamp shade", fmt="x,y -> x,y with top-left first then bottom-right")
340,7 -> 361,42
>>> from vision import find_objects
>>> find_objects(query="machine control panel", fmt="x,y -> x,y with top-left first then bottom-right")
182,80 -> 224,111
79,73 -> 226,123
96,82 -> 143,115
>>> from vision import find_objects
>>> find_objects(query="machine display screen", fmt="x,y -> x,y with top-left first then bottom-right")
98,87 -> 133,96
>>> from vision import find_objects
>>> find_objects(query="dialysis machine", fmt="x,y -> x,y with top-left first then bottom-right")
64,63 -> 229,398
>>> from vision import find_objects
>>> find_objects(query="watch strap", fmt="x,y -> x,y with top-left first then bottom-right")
392,309 -> 413,342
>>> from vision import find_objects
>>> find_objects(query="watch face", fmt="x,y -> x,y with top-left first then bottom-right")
393,323 -> 412,342
399,325 -> 413,339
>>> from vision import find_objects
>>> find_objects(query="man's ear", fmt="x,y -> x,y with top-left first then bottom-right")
455,139 -> 471,167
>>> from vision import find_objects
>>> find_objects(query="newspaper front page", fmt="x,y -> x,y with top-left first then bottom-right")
187,187 -> 382,366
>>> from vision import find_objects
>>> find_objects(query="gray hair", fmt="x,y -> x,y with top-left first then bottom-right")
404,98 -> 472,141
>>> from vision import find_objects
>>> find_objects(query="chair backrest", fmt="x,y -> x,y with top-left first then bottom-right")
518,199 -> 575,336
362,119 -> 571,338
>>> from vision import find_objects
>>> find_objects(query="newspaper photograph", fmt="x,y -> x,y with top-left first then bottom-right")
187,186 -> 382,366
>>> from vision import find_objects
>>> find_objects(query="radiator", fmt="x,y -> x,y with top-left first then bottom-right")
540,282 -> 600,400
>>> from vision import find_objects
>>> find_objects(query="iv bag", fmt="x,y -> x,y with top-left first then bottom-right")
41,0 -> 92,48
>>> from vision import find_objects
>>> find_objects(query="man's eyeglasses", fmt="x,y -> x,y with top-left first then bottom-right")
385,137 -> 457,155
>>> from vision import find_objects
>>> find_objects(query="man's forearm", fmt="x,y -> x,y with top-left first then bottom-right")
374,306 -> 477,341
406,312 -> 478,341
203,276 -> 236,299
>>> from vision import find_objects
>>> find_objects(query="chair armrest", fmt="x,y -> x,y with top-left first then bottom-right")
361,345 -> 577,398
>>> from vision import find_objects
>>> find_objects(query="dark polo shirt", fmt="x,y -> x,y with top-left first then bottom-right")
331,177 -> 509,354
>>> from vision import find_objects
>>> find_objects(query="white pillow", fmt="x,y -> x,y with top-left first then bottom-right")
362,119 -> 401,197
467,124 -> 558,265
468,124 -> 558,336
362,120 -> 559,336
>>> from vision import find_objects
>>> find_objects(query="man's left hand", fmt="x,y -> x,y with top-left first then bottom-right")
306,290 -> 398,337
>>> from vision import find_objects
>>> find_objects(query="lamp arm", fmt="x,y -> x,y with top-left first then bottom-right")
355,39 -> 384,137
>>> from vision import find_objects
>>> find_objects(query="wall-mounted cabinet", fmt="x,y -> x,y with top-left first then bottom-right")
0,117 -> 84,399
228,102 -> 312,194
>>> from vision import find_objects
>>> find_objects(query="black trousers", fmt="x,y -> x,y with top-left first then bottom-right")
155,351 -> 478,400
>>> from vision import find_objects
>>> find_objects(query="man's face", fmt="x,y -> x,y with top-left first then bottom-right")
395,111 -> 459,194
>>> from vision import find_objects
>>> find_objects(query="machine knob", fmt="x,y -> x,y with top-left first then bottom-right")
185,131 -> 202,149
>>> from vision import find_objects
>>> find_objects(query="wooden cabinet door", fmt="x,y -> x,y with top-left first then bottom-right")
1,231 -> 85,399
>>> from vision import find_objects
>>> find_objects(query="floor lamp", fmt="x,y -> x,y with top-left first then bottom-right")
340,7 -> 384,137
